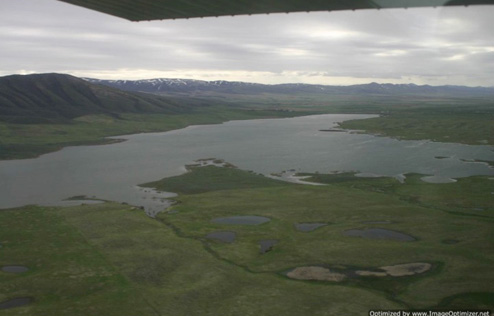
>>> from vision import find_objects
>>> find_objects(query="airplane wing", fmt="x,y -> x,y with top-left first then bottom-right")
58,0 -> 494,21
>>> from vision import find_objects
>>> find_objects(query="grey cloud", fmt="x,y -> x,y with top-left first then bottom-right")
0,0 -> 493,86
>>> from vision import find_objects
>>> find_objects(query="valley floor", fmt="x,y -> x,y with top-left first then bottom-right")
1,165 -> 493,315
1,95 -> 493,315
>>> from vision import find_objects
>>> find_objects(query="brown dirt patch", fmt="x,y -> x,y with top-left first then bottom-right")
356,262 -> 431,278
287,266 -> 346,282
380,262 -> 431,276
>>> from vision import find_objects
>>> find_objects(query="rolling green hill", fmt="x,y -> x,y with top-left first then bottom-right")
0,73 -> 198,123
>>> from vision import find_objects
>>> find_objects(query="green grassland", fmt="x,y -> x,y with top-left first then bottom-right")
338,100 -> 494,146
2,165 -> 493,314
142,164 -> 291,194
149,166 -> 494,309
301,172 -> 494,216
232,93 -> 494,146
0,205 -> 155,316
1,203 -> 401,315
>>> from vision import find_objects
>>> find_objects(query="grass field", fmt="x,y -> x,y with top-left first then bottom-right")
3,164 -> 492,315
338,100 -> 494,146
149,166 -> 494,310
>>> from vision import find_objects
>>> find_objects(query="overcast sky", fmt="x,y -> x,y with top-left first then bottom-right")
1,0 -> 493,86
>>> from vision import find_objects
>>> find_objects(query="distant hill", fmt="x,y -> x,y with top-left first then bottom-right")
2,73 -> 493,124
0,73 -> 198,123
85,77 -> 494,97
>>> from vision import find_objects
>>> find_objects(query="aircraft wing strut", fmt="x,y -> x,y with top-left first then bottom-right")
58,0 -> 494,21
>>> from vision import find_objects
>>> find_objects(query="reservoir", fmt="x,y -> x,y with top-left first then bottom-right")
1,114 -> 493,214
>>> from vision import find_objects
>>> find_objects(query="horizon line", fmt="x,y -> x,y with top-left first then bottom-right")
3,72 -> 494,89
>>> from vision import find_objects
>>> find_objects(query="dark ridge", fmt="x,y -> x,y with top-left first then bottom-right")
85,77 -> 494,97
0,73 -> 200,123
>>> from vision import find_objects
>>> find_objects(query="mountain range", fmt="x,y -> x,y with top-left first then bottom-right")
1,73 -> 494,124
0,74 -> 200,123
84,77 -> 494,97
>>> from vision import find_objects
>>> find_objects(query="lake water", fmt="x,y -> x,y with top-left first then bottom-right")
1,114 -> 493,214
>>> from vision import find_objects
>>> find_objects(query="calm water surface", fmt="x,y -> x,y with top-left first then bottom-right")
1,114 -> 493,214
1,266 -> 29,273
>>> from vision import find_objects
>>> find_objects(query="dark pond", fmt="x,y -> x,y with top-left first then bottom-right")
211,216 -> 270,225
205,231 -> 236,243
259,239 -> 278,254
295,223 -> 327,232
1,266 -> 29,273
0,297 -> 33,310
344,228 -> 415,241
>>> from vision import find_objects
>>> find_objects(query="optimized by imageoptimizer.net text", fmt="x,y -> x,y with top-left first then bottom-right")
369,310 -> 491,316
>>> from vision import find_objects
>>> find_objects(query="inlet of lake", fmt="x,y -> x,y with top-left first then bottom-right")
1,114 -> 493,215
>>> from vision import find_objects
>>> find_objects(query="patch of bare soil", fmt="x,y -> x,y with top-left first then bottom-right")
287,266 -> 346,282
356,262 -> 431,277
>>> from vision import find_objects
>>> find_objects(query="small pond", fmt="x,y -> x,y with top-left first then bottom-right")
344,228 -> 415,241
1,266 -> 29,273
205,231 -> 236,243
259,239 -> 278,254
211,216 -> 270,225
295,223 -> 327,232
0,297 -> 33,310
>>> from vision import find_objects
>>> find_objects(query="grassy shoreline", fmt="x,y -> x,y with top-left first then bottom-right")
338,111 -> 494,146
